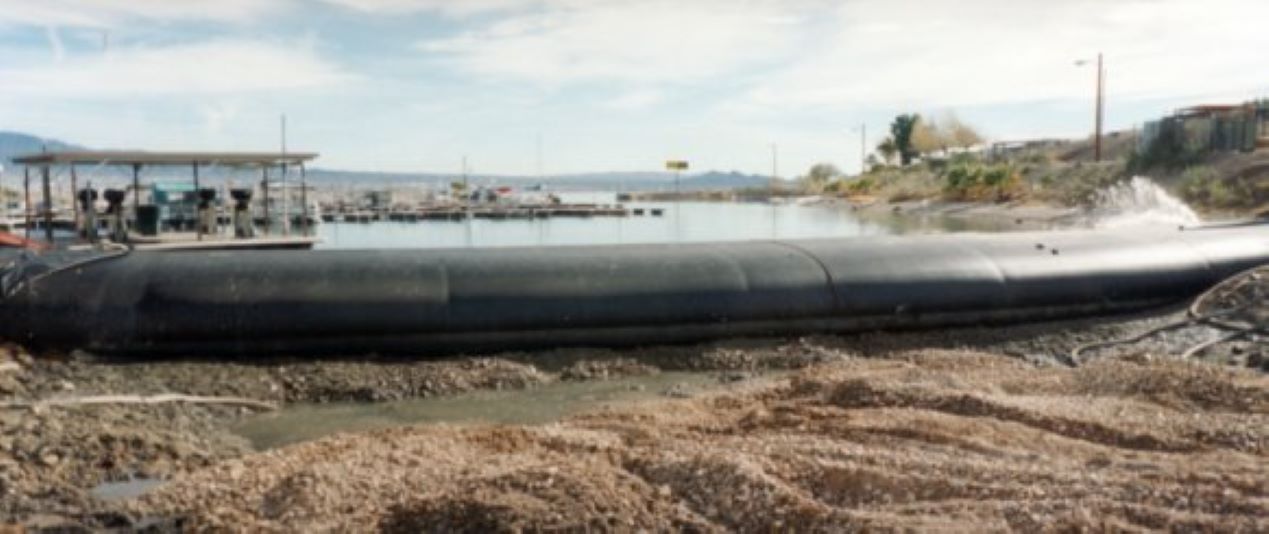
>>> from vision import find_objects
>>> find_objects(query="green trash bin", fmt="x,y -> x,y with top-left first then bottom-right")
135,205 -> 160,236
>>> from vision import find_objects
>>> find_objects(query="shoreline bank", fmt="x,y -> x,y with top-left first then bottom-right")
2,302 -> 1266,529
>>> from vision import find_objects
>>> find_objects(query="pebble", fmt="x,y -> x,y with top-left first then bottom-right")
661,383 -> 693,399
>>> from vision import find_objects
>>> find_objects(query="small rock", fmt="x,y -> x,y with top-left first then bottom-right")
661,383 -> 693,399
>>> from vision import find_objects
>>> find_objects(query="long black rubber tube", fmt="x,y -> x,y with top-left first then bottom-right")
1,225 -> 1266,356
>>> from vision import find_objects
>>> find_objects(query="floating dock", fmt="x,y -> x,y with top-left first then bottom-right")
324,204 -> 640,224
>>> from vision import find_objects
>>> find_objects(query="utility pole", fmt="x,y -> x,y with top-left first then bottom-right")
1075,53 -> 1105,162
1095,52 -> 1105,162
770,143 -> 778,186
858,124 -> 867,175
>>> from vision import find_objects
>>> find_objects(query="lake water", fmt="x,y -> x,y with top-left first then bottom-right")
312,201 -> 1029,250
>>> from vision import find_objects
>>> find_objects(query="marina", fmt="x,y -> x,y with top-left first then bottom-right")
8,150 -> 321,251
2,0 -> 1267,530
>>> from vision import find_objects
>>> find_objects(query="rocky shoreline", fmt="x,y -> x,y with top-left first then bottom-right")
1,305 -> 1266,530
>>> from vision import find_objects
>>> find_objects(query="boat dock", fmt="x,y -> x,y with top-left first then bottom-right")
321,204 -> 659,223
8,150 -> 322,251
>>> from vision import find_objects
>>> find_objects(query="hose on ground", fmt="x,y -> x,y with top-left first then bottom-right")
1070,265 -> 1269,366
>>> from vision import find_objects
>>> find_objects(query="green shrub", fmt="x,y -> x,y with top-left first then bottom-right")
941,164 -> 1025,202
843,176 -> 876,195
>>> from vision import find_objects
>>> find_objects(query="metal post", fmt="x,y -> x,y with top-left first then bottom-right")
41,165 -> 53,242
462,156 -> 471,247
261,165 -> 270,236
859,124 -> 867,175
1094,52 -> 1103,162
281,115 -> 290,237
674,168 -> 681,241
193,162 -> 202,241
70,164 -> 79,232
131,163 -> 141,215
23,167 -> 31,239
299,162 -> 309,236
771,143 -> 778,184
282,163 -> 290,237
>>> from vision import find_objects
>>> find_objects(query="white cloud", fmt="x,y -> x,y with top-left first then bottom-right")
418,0 -> 818,85
0,39 -> 353,98
0,0 -> 289,27
603,89 -> 664,110
198,101 -> 243,135
322,0 -> 534,17
44,26 -> 66,61
729,0 -> 1269,114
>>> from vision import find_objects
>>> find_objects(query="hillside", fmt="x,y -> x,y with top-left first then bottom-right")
832,129 -> 1269,216
306,168 -> 771,192
0,131 -> 83,170
0,131 -> 769,192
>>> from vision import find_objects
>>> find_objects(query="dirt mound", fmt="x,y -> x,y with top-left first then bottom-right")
134,350 -> 1269,531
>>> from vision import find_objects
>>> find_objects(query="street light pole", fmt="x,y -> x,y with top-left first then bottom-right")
1094,52 -> 1104,162
1077,53 -> 1105,162
770,143 -> 778,187
858,124 -> 866,175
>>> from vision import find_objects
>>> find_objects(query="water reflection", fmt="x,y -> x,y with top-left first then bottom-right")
314,201 -> 1034,251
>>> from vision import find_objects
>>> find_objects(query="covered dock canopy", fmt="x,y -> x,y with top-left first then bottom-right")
12,150 -> 318,167
11,150 -> 319,241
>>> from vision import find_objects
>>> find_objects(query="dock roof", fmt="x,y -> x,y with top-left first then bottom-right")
12,150 -> 318,166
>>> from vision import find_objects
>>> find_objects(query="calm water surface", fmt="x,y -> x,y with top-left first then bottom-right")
313,201 -> 1029,250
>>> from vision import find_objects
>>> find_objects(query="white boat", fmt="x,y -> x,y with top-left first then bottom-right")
0,200 -> 26,232
255,182 -> 322,229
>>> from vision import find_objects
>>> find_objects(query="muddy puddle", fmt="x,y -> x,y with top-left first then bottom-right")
90,477 -> 166,502
233,371 -> 775,449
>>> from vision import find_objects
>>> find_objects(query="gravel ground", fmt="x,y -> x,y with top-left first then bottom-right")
1,303 -> 1266,531
134,350 -> 1269,532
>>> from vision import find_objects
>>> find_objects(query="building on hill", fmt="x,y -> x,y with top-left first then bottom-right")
986,138 -> 1072,162
1140,99 -> 1269,154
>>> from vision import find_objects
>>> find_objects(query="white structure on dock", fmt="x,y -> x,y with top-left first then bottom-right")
10,150 -> 321,251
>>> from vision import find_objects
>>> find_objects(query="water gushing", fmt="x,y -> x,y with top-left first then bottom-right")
1091,176 -> 1200,228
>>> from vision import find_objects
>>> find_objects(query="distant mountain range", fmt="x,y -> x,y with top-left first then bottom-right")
0,131 -> 776,192
0,131 -> 84,170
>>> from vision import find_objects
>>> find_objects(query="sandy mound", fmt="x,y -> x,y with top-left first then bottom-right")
135,350 -> 1269,531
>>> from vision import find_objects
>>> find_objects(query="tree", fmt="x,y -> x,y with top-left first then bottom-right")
943,113 -> 984,150
890,114 -> 920,165
876,137 -> 898,165
911,117 -> 944,156
802,163 -> 840,193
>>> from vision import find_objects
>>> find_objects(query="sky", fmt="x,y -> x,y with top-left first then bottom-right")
0,0 -> 1266,176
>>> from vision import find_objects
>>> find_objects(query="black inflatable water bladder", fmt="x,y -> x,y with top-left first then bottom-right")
1,224 -> 1265,356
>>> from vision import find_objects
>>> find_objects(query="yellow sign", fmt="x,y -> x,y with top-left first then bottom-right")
665,160 -> 689,171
